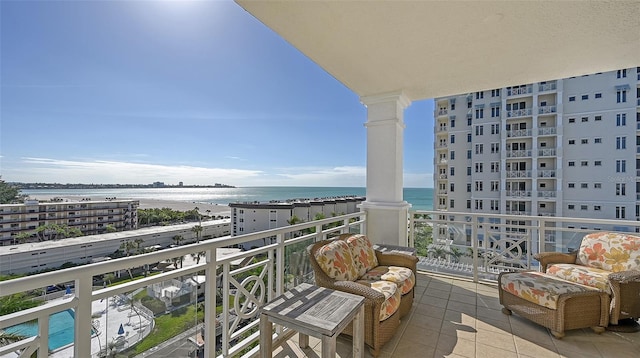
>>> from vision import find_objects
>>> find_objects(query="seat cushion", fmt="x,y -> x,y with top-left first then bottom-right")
355,279 -> 401,321
344,234 -> 379,277
314,240 -> 359,281
546,263 -> 612,294
360,265 -> 415,295
500,271 -> 599,310
576,232 -> 640,272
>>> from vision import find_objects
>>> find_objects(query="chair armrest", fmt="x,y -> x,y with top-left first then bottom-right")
609,270 -> 640,284
376,251 -> 418,273
534,251 -> 578,272
333,281 -> 385,304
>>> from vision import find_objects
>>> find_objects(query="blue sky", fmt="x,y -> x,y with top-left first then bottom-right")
0,0 -> 434,188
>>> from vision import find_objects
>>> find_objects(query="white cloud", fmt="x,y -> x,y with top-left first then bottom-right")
273,166 -> 367,187
8,157 -> 263,186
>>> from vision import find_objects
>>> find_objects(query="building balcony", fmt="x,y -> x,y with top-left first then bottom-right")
507,85 -> 533,96
538,148 -> 556,157
538,81 -> 557,92
538,105 -> 557,115
506,149 -> 532,158
538,127 -> 557,136
506,108 -> 533,118
506,129 -> 532,138
2,211 -> 640,357
538,170 -> 556,178
537,190 -> 557,198
437,109 -> 448,116
505,190 -> 532,198
506,170 -> 532,178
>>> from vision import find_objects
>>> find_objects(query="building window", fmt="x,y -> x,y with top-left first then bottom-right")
476,91 -> 484,99
450,134 -> 455,143
617,69 -> 627,78
595,93 -> 602,99
491,143 -> 499,153
616,183 -> 626,196
569,96 -> 576,102
491,106 -> 500,118
450,183 -> 455,192
466,200 -> 471,209
568,118 -> 575,123
491,162 -> 499,172
594,160 -> 602,166
594,183 -> 602,189
450,119 -> 455,128
616,206 -> 626,219
450,200 -> 455,208
467,133 -> 472,142
568,161 -> 575,167
581,139 -> 588,144
475,181 -> 483,191
450,167 -> 455,176
475,108 -> 484,119
475,163 -> 483,173
491,89 -> 500,97
581,161 -> 588,167
467,166 -> 471,175
475,144 -> 484,154
467,150 -> 472,159
580,205 -> 588,210
594,205 -> 601,211
616,159 -> 626,173
581,94 -> 589,100
595,115 -> 602,121
475,125 -> 484,136
616,136 -> 626,149
581,183 -> 588,188
491,181 -> 499,191
568,183 -> 575,188
475,200 -> 483,210
617,90 -> 627,103
491,124 -> 499,134
616,113 -> 626,126
568,139 -> 575,145
467,118 -> 472,126
568,204 -> 575,210
581,117 -> 588,122
467,183 -> 471,192
594,138 -> 602,144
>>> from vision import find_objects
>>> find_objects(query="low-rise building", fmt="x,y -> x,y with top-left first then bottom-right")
0,199 -> 139,245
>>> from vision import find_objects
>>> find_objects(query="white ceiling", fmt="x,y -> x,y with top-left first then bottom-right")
236,1 -> 640,101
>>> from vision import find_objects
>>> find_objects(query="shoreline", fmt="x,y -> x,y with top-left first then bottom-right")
24,194 -> 232,216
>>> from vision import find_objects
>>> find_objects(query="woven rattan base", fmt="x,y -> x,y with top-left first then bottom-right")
499,272 -> 609,338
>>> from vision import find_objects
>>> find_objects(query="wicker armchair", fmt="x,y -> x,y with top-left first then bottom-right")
308,235 -> 417,357
535,232 -> 640,325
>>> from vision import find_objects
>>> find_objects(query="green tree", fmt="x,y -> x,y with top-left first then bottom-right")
14,232 -> 32,245
0,292 -> 39,315
0,178 -> 21,204
191,225 -> 203,243
0,330 -> 26,346
105,224 -> 117,233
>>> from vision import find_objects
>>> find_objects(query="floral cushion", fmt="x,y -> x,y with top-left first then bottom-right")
360,265 -> 415,295
314,240 -> 359,281
576,232 -> 640,272
500,271 -> 599,310
355,279 -> 401,321
345,234 -> 379,277
546,263 -> 612,294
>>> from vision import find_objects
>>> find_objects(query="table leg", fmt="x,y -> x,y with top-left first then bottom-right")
352,304 -> 364,358
299,332 -> 309,348
259,313 -> 272,358
321,334 -> 337,358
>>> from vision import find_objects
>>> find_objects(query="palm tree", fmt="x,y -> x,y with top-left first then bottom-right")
190,251 -> 206,264
0,330 -> 26,346
191,225 -> 203,243
172,235 -> 184,246
14,232 -> 32,245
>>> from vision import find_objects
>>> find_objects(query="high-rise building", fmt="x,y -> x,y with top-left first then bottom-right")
434,67 -> 640,251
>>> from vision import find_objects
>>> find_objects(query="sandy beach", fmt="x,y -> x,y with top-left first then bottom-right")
25,194 -> 231,216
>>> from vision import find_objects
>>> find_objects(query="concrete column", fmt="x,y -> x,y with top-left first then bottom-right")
360,91 -> 412,246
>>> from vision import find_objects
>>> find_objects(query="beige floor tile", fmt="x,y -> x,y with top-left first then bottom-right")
446,301 -> 476,316
420,295 -> 449,309
415,302 -> 447,319
475,316 -> 512,334
440,320 -> 478,342
429,282 -> 454,292
449,293 -> 476,305
408,312 -> 444,331
475,342 -> 519,358
513,336 -> 558,357
451,285 -> 477,297
444,311 -> 477,328
426,287 -> 453,300
475,330 -> 515,352
436,333 -> 476,358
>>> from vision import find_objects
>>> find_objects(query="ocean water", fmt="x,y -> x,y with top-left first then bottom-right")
21,187 -> 433,211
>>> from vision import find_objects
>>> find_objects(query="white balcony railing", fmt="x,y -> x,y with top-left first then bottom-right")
506,149 -> 532,158
538,190 -> 557,198
506,129 -> 532,138
538,148 -> 556,157
507,85 -> 533,96
538,82 -> 557,92
538,105 -> 557,115
0,213 -> 366,358
538,169 -> 556,178
506,108 -> 533,118
506,170 -> 532,178
538,127 -> 557,136
505,190 -> 531,197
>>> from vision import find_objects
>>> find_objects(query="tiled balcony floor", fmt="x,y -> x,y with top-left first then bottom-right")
271,272 -> 640,358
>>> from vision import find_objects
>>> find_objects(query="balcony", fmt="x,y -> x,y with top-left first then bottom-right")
538,148 -> 556,157
538,105 -> 557,115
538,127 -> 557,136
506,108 -> 533,118
506,129 -> 532,138
507,85 -> 533,96
506,149 -> 532,158
437,109 -> 448,116
505,190 -> 532,198
537,190 -> 557,198
538,170 -> 556,178
2,211 -> 640,357
538,81 -> 557,92
506,170 -> 532,178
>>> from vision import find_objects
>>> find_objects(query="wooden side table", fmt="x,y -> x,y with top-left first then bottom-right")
259,283 -> 365,358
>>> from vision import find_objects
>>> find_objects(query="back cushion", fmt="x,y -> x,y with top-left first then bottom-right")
577,232 -> 640,272
314,240 -> 359,281
345,234 -> 379,277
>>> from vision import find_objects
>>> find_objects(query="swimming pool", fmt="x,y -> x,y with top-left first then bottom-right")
4,309 -> 77,351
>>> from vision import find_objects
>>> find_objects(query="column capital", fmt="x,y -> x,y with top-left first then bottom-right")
360,90 -> 411,109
